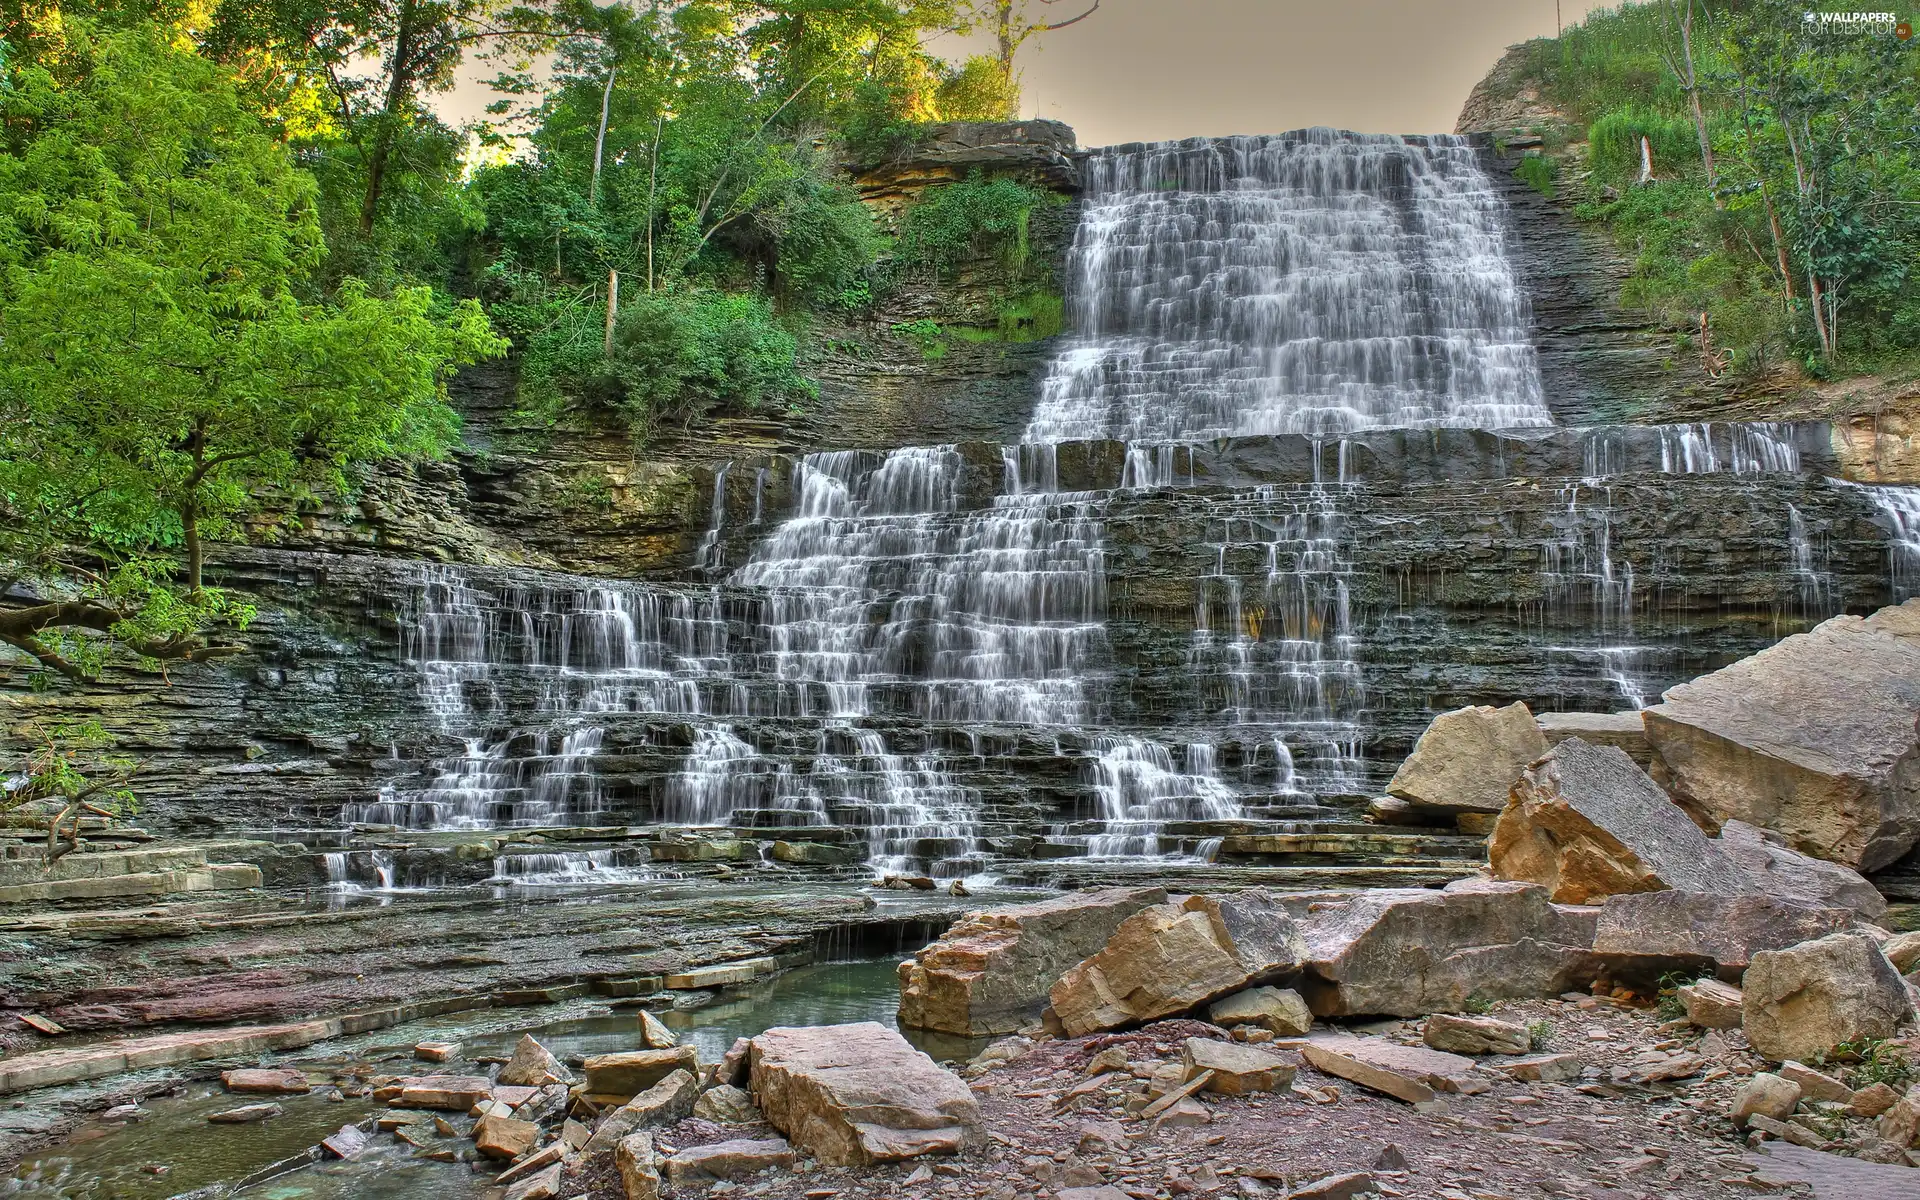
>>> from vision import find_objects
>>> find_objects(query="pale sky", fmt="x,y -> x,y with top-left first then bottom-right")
443,1 -> 1619,146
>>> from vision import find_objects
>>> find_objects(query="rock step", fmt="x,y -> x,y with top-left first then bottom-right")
1002,861 -> 1481,890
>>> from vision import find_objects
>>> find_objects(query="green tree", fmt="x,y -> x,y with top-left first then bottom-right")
0,22 -> 505,680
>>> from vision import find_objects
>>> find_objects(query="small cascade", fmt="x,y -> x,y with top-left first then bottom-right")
1853,484 -> 1920,601
321,849 -> 414,892
1029,130 -> 1552,443
1786,503 -> 1832,618
1657,422 -> 1802,475
489,848 -> 655,886
1540,484 -> 1636,632
1074,738 -> 1243,858
695,462 -> 733,572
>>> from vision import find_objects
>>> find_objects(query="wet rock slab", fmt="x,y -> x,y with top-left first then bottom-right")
749,1022 -> 980,1165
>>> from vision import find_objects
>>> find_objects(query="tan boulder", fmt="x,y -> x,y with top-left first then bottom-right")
1489,738 -> 1750,904
1422,1014 -> 1529,1055
1678,979 -> 1744,1029
583,1047 -> 698,1101
1643,601 -> 1920,871
897,887 -> 1166,1037
616,1131 -> 661,1200
1882,930 -> 1920,973
749,1023 -> 979,1165
1298,1037 -> 1476,1105
664,1138 -> 796,1184
473,1114 -> 538,1160
1048,890 -> 1303,1036
498,1035 -> 574,1088
1387,701 -> 1548,815
1877,1085 -> 1920,1148
395,1075 -> 493,1111
1742,933 -> 1915,1063
1851,1082 -> 1903,1118
638,1010 -> 678,1050
1179,1038 -> 1298,1095
1299,879 -> 1599,1017
693,1083 -> 757,1124
1206,986 -> 1312,1036
1591,891 -> 1854,971
1730,1073 -> 1801,1129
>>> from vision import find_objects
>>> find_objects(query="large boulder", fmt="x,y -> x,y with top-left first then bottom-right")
1741,933 -> 1916,1063
1489,738 -> 1749,904
748,1023 -> 980,1165
1536,710 -> 1653,766
897,887 -> 1165,1037
1387,702 -> 1550,815
1298,879 -> 1599,1017
1715,820 -> 1887,919
1591,891 -> 1855,973
1642,601 -> 1920,871
1048,890 -> 1303,1036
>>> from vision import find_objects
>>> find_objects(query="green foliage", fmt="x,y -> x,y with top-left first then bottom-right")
1653,969 -> 1708,1019
1461,994 -> 1495,1016
0,20 -> 502,679
937,54 -> 1019,121
896,172 -> 1059,277
1514,153 -> 1558,198
594,290 -> 815,439
1831,1038 -> 1917,1091
1526,1019 -> 1553,1051
1587,105 -> 1702,187
891,317 -> 947,358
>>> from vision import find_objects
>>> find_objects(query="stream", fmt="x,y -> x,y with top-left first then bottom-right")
4,959 -> 957,1200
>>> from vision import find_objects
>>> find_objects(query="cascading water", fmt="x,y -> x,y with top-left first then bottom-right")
1029,130 -> 1552,445
1852,483 -> 1920,601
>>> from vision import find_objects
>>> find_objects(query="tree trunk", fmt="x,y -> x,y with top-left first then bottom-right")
591,63 -> 617,204
1677,2 -> 1718,200
359,0 -> 421,238
995,0 -> 1016,79
604,269 -> 619,356
183,495 -> 204,598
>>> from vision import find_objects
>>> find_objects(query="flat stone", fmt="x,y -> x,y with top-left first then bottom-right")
1644,601 -> 1920,871
1741,1142 -> 1920,1200
582,1046 -> 699,1099
664,957 -> 776,989
474,1115 -> 539,1160
664,1137 -> 795,1183
490,1085 -> 538,1108
1422,1013 -> 1530,1055
1388,701 -> 1549,815
414,1041 -> 461,1063
1180,1038 -> 1298,1095
586,1069 -> 700,1155
1152,1097 -> 1211,1129
897,887 -> 1167,1037
1049,890 -> 1304,1035
1206,985 -> 1312,1036
1057,1188 -> 1132,1200
1779,1062 -> 1856,1105
1495,1052 -> 1583,1083
1743,934 -> 1915,1063
750,1022 -> 980,1165
1299,1037 -> 1475,1104
395,1075 -> 494,1111
320,1123 -> 371,1159
207,1103 -> 284,1123
222,1069 -> 312,1096
1290,1173 -> 1378,1200
502,1162 -> 563,1200
1489,737 -> 1749,903
1680,978 -> 1745,1029
495,1142 -> 565,1185
769,840 -> 854,866
498,1035 -> 574,1088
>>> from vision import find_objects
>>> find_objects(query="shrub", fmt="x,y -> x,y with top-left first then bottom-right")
895,172 -> 1060,277
599,290 -> 815,438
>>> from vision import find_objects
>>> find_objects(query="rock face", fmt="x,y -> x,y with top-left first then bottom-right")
1715,820 -> 1887,919
1741,933 -> 1916,1063
749,1023 -> 980,1165
1489,738 -> 1748,903
1643,601 -> 1920,871
897,888 -> 1167,1037
1048,891 -> 1303,1036
1387,702 -> 1549,815
1299,879 -> 1598,1017
1591,891 -> 1855,972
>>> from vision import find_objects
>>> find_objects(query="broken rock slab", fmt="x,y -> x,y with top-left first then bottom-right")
1716,820 -> 1888,919
1678,978 -> 1744,1029
749,1022 -> 980,1166
1743,933 -> 1916,1063
582,1046 -> 698,1102
1591,891 -> 1855,972
1489,738 -> 1750,904
1536,710 -> 1653,765
1388,701 -> 1550,815
616,1131 -> 661,1200
207,1103 -> 283,1124
1048,890 -> 1303,1036
221,1068 -> 312,1095
1643,600 -> 1920,871
394,1076 -> 494,1112
1298,1037 -> 1477,1104
665,1137 -> 796,1184
1298,878 -> 1599,1017
586,1068 -> 700,1155
896,887 -> 1166,1037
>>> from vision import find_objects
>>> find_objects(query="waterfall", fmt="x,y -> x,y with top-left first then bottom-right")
1028,130 -> 1551,444
1852,483 -> 1920,602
